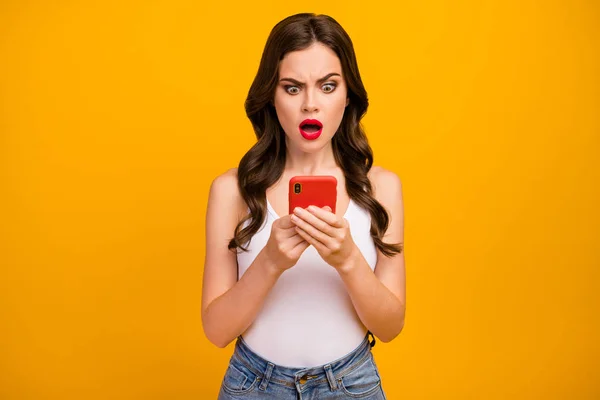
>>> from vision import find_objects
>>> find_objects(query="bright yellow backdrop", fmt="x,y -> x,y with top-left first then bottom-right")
1,1 -> 598,399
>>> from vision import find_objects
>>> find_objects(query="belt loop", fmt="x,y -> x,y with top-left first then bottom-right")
367,331 -> 376,348
324,364 -> 337,391
259,362 -> 274,391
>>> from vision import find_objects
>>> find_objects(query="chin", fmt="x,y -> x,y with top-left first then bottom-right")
298,138 -> 331,150
285,132 -> 333,151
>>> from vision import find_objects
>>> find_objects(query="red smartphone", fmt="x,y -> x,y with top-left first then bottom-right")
289,175 -> 337,215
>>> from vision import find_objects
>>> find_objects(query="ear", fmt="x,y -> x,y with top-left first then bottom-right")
345,97 -> 349,107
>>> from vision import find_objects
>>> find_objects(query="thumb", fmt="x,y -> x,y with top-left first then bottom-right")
278,214 -> 295,228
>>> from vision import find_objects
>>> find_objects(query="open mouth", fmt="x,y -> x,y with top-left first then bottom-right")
299,119 -> 323,140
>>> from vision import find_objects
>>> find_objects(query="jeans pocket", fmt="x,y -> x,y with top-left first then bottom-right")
339,354 -> 382,398
221,360 -> 260,396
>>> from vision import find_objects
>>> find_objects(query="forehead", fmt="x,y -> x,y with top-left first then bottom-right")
278,43 -> 343,78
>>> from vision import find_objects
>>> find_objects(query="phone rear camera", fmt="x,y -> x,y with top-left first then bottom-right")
294,183 -> 301,194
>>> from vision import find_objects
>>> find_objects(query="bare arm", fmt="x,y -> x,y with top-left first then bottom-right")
201,169 -> 309,348
338,167 -> 406,342
202,249 -> 283,348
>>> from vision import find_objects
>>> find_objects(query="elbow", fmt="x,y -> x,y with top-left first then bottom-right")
201,311 -> 233,348
378,319 -> 405,343
203,326 -> 233,348
379,332 -> 398,344
209,336 -> 231,349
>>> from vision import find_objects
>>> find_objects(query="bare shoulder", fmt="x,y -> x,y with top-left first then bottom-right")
368,165 -> 403,206
209,167 -> 247,221
210,167 -> 238,194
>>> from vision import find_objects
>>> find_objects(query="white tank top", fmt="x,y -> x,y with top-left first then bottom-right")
236,197 -> 378,367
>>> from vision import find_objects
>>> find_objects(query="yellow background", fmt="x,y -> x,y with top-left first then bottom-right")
1,1 -> 598,399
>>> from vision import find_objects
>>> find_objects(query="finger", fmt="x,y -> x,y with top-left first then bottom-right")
306,205 -> 344,228
295,225 -> 327,254
277,214 -> 296,229
279,225 -> 301,239
289,238 -> 311,259
292,208 -> 336,237
275,215 -> 303,239
292,237 -> 310,253
277,220 -> 311,240
291,213 -> 333,244
286,232 -> 308,248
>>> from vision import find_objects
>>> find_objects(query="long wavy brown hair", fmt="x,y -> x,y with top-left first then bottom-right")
228,13 -> 403,257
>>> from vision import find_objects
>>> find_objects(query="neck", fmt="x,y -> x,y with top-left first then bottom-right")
284,142 -> 338,175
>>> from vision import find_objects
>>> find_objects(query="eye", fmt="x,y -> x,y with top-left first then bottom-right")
284,85 -> 300,95
323,83 -> 337,93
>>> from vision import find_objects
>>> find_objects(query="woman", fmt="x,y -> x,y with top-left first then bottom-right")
202,13 -> 405,399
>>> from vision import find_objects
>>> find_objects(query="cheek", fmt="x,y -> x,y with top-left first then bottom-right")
273,98 -> 297,125
333,91 -> 348,109
274,106 -> 295,129
322,90 -> 347,114
328,96 -> 348,119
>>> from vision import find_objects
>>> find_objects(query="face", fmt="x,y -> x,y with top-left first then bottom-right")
273,42 -> 349,152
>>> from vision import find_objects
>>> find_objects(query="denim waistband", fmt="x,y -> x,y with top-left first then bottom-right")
231,332 -> 376,391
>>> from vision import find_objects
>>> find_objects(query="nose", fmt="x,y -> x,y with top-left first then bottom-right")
302,91 -> 319,113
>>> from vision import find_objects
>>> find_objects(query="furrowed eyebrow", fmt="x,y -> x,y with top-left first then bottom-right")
279,73 -> 341,86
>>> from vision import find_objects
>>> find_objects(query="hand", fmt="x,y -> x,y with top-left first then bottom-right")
263,214 -> 310,272
290,205 -> 357,270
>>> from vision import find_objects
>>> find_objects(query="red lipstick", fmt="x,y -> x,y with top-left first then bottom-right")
299,119 -> 323,140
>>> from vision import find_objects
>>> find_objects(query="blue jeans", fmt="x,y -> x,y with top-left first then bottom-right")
218,333 -> 387,399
